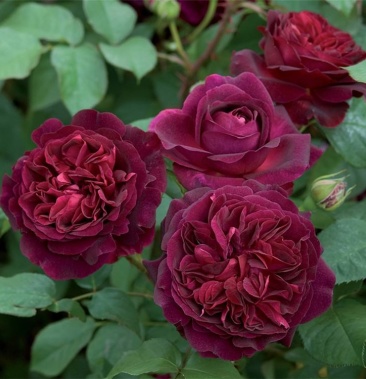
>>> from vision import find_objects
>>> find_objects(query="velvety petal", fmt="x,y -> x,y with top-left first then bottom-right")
32,118 -> 64,147
72,109 -> 126,136
300,259 -> 336,323
20,233 -> 116,280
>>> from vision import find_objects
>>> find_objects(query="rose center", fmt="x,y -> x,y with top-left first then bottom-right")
230,109 -> 247,124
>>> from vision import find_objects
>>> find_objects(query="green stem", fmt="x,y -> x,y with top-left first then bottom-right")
72,292 -> 95,302
186,0 -> 218,43
126,291 -> 154,299
169,21 -> 192,70
174,347 -> 193,379
179,1 -> 239,99
126,254 -> 148,275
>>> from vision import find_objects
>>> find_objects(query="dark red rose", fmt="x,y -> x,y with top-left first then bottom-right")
150,72 -> 313,191
231,10 -> 366,127
145,181 -> 335,360
0,110 -> 166,280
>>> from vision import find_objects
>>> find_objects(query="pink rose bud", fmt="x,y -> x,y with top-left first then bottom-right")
311,172 -> 354,211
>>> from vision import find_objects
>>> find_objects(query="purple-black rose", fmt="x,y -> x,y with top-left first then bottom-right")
145,181 -> 335,360
150,72 -> 313,191
231,10 -> 366,127
0,110 -> 166,280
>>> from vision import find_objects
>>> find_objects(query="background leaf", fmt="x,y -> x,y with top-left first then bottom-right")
179,353 -> 243,379
321,98 -> 366,168
85,287 -> 141,335
0,93 -> 25,175
47,298 -> 86,321
0,27 -> 42,80
325,0 -> 358,16
107,339 -> 181,378
345,60 -> 366,82
83,0 -> 137,45
299,299 -> 366,366
100,36 -> 157,80
31,317 -> 96,377
0,208 -> 10,237
87,324 -> 142,376
51,43 -> 108,115
0,273 -> 56,317
2,2 -> 84,45
29,53 -> 60,112
319,218 -> 366,283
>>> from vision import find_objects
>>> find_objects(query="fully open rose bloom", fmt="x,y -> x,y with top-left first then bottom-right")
145,182 -> 335,360
0,110 -> 166,280
231,10 -> 366,127
150,73 -> 312,191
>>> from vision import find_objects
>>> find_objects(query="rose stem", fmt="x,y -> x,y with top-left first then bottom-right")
179,0 -> 240,100
185,0 -> 219,43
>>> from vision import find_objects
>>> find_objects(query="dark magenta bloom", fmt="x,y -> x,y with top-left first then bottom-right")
145,181 -> 335,360
0,110 -> 166,280
231,10 -> 366,127
150,72 -> 313,191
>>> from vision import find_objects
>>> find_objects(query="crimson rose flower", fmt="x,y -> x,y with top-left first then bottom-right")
150,72 -> 312,191
231,10 -> 366,127
145,182 -> 335,360
0,110 -> 166,280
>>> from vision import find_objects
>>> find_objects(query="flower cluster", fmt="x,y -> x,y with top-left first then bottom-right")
4,5 -> 366,362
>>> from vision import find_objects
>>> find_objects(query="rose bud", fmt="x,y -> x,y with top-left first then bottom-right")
0,110 -> 166,280
231,10 -> 366,127
145,181 -> 335,360
150,72 -> 314,192
311,172 -> 354,211
151,0 -> 180,21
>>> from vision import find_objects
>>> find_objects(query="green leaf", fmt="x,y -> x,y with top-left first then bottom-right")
31,317 -> 96,377
130,117 -> 153,132
0,273 -> 56,317
325,0 -> 357,16
109,257 -> 140,292
321,98 -> 366,168
318,218 -> 366,283
345,60 -> 366,83
47,298 -> 86,321
29,53 -> 60,111
85,287 -> 140,335
87,324 -> 142,375
334,199 -> 366,221
0,207 -> 10,237
333,281 -> 363,302
74,264 -> 111,290
107,339 -> 181,378
83,0 -> 137,44
179,353 -> 243,379
100,36 -> 157,80
2,2 -> 84,45
299,299 -> 366,366
0,27 -> 42,80
51,43 -> 108,115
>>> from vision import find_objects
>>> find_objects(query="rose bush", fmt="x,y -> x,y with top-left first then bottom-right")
150,72 -> 313,191
0,109 -> 166,280
231,10 -> 366,127
145,181 -> 335,360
